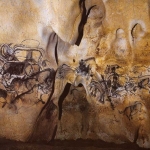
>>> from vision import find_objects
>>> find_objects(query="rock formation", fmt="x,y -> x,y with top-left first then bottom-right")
0,0 -> 150,148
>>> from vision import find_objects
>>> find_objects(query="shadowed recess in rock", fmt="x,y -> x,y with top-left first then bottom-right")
58,83 -> 71,120
75,0 -> 96,46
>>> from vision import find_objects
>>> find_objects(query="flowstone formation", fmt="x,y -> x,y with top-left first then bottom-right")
0,0 -> 150,148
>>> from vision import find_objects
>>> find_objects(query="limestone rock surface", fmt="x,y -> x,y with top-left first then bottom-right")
0,0 -> 150,149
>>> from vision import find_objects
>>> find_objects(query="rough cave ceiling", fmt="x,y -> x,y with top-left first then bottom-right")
0,0 -> 150,148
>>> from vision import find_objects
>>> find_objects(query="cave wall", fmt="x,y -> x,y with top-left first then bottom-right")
0,0 -> 150,148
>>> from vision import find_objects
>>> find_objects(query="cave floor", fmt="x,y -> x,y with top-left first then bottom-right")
0,139 -> 145,150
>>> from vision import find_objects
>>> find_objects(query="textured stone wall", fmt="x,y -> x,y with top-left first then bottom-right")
0,0 -> 150,148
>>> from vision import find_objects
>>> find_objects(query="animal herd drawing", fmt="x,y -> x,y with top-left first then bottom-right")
0,42 -> 149,121
0,42 -> 55,113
